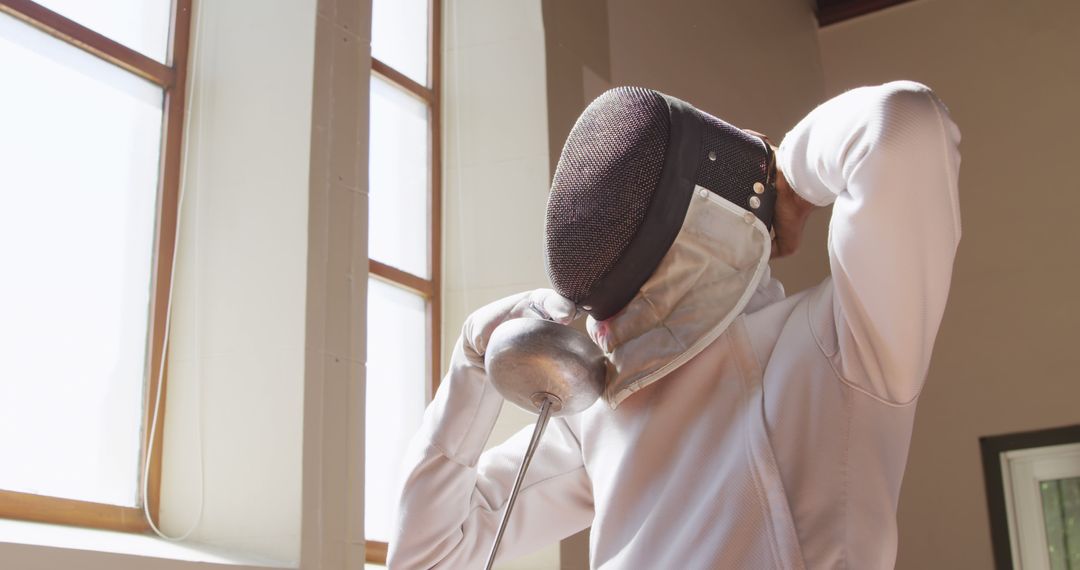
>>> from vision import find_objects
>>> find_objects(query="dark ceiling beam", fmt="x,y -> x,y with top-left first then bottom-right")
816,0 -> 917,26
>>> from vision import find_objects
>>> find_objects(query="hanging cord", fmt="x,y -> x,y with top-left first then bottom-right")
142,0 -> 206,541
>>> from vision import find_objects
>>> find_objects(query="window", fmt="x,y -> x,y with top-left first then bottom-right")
0,0 -> 191,532
365,0 -> 441,564
982,424 -> 1080,570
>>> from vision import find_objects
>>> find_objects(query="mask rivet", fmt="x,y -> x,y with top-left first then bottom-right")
753,182 -> 765,194
743,212 -> 756,224
698,188 -> 709,198
708,150 -> 717,161
749,196 -> 761,209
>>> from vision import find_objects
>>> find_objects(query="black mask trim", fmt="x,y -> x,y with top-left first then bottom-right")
577,95 -> 702,320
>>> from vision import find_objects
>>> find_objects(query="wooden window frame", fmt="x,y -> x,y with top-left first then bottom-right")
366,0 -> 442,564
0,0 -> 192,534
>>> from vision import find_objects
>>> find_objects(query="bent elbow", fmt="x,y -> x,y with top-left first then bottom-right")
872,81 -> 962,159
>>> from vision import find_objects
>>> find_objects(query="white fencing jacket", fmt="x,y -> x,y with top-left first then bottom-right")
388,80 -> 962,569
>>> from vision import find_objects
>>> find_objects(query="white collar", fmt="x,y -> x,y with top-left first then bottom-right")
587,187 -> 774,409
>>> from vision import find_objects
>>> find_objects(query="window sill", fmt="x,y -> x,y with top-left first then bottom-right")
0,519 -> 294,570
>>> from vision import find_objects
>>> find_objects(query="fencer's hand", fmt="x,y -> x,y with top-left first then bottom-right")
770,165 -> 817,259
742,129 -> 817,259
459,289 -> 578,367
419,289 -> 576,468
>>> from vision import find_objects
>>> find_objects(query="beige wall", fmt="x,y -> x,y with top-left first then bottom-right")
544,0 -> 826,173
818,0 -> 1080,568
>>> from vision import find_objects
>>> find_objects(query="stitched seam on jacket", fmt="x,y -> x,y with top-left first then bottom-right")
432,361 -> 501,468
840,385 -> 853,570
731,330 -> 788,568
472,465 -> 591,513
556,417 -> 590,480
429,438 -> 471,468
804,282 -> 921,408
449,465 -> 592,565
806,281 -> 838,358
926,89 -> 962,245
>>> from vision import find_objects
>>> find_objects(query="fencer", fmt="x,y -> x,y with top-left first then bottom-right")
387,80 -> 962,569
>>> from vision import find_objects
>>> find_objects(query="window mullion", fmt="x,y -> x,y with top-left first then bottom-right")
0,0 -> 174,85
372,57 -> 435,105
369,259 -> 435,298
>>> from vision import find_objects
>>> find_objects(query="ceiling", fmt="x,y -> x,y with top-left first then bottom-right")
816,0 -> 917,26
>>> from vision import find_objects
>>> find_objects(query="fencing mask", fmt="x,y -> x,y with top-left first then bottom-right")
544,86 -> 777,321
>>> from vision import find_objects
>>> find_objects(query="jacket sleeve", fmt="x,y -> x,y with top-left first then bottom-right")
386,335 -> 594,569
776,80 -> 962,404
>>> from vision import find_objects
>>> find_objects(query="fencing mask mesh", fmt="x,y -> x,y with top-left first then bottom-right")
544,86 -> 776,321
545,87 -> 670,306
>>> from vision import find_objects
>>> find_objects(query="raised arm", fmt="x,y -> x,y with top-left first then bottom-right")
387,290 -> 594,568
776,80 -> 962,404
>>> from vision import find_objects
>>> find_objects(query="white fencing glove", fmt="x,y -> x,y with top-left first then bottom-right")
418,289 -> 577,466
